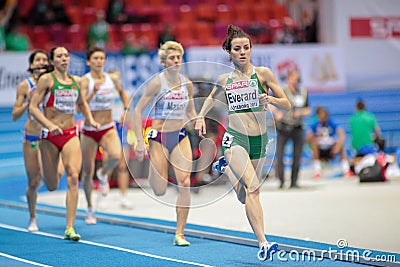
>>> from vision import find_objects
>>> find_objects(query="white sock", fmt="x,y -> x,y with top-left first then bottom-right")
341,160 -> 350,173
313,160 -> 322,173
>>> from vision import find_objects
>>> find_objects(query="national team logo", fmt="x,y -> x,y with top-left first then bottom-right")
249,79 -> 257,87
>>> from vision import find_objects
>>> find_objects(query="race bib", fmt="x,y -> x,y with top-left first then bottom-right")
146,129 -> 158,139
91,88 -> 115,110
54,89 -> 78,114
162,91 -> 187,119
222,132 -> 234,148
225,79 -> 259,111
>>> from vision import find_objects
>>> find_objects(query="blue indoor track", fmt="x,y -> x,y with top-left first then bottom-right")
0,103 -> 399,267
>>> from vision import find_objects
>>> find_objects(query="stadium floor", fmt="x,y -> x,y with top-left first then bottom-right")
1,165 -> 399,267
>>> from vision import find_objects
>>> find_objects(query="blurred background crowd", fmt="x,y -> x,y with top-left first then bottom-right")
0,0 -> 318,53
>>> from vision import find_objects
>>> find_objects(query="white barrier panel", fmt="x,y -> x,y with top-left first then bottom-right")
0,45 -> 345,107
186,44 -> 346,93
320,0 -> 400,90
0,53 -> 30,107
0,52 -> 87,107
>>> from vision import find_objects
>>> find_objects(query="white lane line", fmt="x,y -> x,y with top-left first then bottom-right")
0,223 -> 214,267
0,252 -> 53,267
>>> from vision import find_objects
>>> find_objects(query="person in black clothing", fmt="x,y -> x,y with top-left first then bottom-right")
271,70 -> 311,189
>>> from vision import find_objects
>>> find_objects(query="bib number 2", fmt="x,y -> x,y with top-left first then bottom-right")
222,132 -> 234,148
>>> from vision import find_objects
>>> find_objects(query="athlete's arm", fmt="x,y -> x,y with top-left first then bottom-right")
29,73 -> 60,132
133,76 -> 161,161
75,75 -> 99,129
110,71 -> 131,125
185,78 -> 197,121
80,75 -> 91,102
194,74 -> 226,136
12,80 -> 29,121
258,67 -> 291,110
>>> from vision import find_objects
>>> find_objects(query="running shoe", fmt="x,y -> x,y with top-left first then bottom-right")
212,156 -> 227,173
313,172 -> 321,179
64,227 -> 81,241
173,234 -> 190,246
343,170 -> 355,178
120,197 -> 133,209
27,218 -> 38,232
257,242 -> 278,261
96,168 -> 110,196
85,210 -> 97,225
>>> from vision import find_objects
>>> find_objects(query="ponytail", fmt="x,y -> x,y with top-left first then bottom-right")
222,25 -> 252,53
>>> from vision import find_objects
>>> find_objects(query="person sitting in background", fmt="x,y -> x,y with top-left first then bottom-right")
349,99 -> 383,157
87,9 -> 109,49
308,106 -> 353,179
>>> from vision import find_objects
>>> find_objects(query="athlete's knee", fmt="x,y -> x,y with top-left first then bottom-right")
117,161 -> 128,173
177,175 -> 191,189
66,171 -> 80,188
153,187 -> 167,196
27,175 -> 40,189
45,182 -> 59,191
247,185 -> 260,196
107,151 -> 121,165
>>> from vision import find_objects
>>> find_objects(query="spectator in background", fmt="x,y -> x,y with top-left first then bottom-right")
48,0 -> 72,25
87,9 -> 109,49
271,70 -> 311,189
106,0 -> 128,24
349,100 -> 383,157
5,22 -> 30,51
303,9 -> 318,43
0,0 -> 16,51
308,106 -> 352,179
158,24 -> 175,46
28,0 -> 71,26
275,17 -> 301,44
121,33 -> 149,55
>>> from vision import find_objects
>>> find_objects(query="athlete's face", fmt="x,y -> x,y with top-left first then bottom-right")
287,71 -> 300,88
162,50 -> 182,71
229,37 -> 251,66
31,52 -> 49,75
52,47 -> 70,72
87,51 -> 106,71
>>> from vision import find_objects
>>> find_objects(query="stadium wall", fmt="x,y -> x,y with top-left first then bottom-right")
319,0 -> 400,90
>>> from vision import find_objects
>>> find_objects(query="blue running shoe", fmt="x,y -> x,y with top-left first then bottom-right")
212,156 -> 227,173
257,242 -> 278,261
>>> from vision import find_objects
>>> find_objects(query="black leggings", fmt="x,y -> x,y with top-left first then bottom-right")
276,126 -> 304,187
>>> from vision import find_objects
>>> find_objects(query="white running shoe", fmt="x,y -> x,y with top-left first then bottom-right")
257,242 -> 278,261
120,197 -> 133,209
85,210 -> 97,225
96,168 -> 110,196
27,218 -> 38,232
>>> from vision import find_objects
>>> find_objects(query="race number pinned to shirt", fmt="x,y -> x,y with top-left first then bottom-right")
222,132 -> 234,148
225,79 -> 259,112
54,89 -> 78,114
161,90 -> 188,119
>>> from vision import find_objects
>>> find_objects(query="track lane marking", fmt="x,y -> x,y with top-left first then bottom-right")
0,223 -> 213,267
